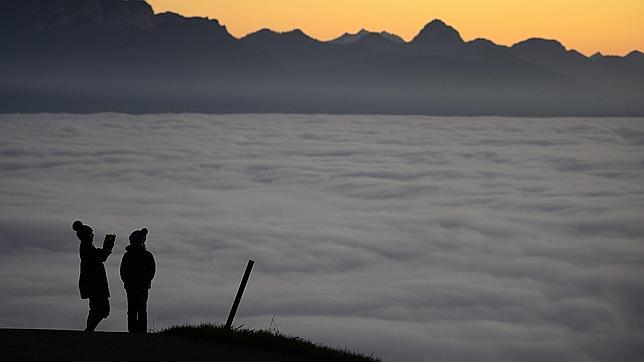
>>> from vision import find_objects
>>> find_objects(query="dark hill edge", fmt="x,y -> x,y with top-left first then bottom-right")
1,0 -> 643,116
160,323 -> 380,362
0,328 -> 324,362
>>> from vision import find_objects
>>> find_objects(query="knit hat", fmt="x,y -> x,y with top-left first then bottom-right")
72,220 -> 93,240
129,228 -> 148,245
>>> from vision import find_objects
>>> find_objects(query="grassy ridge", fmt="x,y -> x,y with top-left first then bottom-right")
159,323 -> 381,362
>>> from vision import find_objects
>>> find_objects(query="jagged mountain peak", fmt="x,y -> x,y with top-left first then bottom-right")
468,38 -> 496,47
284,28 -> 316,39
157,12 -> 222,26
466,38 -> 508,53
425,19 -> 449,28
512,38 -> 590,62
411,19 -> 464,49
627,50 -> 644,58
379,31 -> 405,44
419,20 -> 460,35
626,50 -> 644,65
241,27 -> 320,48
244,28 -> 273,36
155,11 -> 233,42
7,0 -> 157,31
330,29 -> 404,45
248,28 -> 315,39
512,38 -> 566,53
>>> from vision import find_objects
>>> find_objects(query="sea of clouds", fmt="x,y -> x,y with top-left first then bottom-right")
1,114 -> 643,361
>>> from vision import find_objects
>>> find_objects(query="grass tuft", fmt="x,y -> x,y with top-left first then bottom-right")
158,323 -> 381,362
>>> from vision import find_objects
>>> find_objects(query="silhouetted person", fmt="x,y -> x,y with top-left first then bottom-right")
73,220 -> 115,332
120,228 -> 155,333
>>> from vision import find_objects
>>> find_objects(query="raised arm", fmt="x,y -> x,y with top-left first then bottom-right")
95,248 -> 111,262
80,243 -> 110,263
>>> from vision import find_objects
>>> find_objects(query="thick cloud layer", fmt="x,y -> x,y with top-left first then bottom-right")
1,114 -> 643,361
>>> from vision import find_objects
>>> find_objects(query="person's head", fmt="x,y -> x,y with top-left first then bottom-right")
72,220 -> 94,243
129,228 -> 148,246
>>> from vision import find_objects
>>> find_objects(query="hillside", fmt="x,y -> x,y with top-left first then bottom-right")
1,328 -> 325,362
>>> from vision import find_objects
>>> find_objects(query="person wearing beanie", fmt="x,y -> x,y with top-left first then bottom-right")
72,220 -> 115,332
120,227 -> 156,333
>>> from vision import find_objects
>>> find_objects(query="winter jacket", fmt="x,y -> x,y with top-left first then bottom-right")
120,244 -> 155,290
79,242 -> 111,299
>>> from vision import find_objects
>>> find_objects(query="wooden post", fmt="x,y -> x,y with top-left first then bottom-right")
225,259 -> 255,329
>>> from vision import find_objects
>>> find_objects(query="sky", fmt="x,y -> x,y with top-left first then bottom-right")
1,114 -> 643,362
146,0 -> 644,56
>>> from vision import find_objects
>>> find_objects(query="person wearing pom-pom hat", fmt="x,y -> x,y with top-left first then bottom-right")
72,220 -> 115,332
120,227 -> 156,333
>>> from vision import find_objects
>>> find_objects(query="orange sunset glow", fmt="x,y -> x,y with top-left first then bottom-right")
146,0 -> 644,56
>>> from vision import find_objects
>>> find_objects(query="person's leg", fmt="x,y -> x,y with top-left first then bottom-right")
138,290 -> 149,333
85,298 -> 100,332
126,290 -> 137,333
86,297 -> 109,331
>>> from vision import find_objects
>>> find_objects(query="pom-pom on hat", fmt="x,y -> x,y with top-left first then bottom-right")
72,220 -> 83,232
129,228 -> 148,245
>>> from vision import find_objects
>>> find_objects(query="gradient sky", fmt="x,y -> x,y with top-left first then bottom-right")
146,0 -> 644,56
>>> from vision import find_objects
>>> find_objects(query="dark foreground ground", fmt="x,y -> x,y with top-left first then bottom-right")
1,329 -> 317,362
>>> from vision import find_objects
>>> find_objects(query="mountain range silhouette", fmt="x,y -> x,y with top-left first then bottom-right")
2,0 -> 643,115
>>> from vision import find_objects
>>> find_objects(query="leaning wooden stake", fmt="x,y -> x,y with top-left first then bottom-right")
225,259 -> 255,329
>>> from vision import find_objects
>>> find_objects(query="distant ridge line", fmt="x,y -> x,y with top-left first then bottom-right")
2,0 -> 643,115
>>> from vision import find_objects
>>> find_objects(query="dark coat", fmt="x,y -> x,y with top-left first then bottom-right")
120,244 -> 155,291
79,242 -> 111,299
